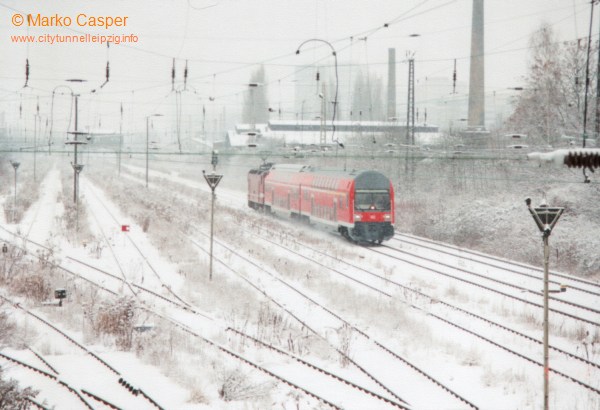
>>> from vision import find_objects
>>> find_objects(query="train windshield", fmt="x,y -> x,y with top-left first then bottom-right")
354,190 -> 390,211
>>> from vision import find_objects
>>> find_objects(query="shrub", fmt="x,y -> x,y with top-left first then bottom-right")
9,273 -> 52,302
0,308 -> 16,348
94,297 -> 136,350
218,369 -> 272,402
0,368 -> 39,409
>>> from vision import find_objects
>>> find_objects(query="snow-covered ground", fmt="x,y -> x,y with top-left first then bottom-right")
0,153 -> 598,409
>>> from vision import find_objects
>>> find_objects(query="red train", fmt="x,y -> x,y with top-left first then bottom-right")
248,163 -> 395,243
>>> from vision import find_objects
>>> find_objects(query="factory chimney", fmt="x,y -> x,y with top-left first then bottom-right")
467,0 -> 485,131
387,48 -> 396,120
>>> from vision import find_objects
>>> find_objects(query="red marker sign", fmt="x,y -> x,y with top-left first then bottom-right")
121,225 -> 130,232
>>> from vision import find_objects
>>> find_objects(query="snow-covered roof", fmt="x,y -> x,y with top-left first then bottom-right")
226,120 -> 440,148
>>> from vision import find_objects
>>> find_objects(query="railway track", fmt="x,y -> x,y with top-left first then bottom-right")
374,242 -> 600,328
1,215 -> 408,409
236,223 -> 600,398
81,177 -> 194,308
0,350 -> 100,409
187,225 -> 479,409
111,165 -> 600,406
7,165 -> 596,408
393,233 -> 600,294
389,234 -> 600,315
0,292 -> 164,409
82,172 -> 427,407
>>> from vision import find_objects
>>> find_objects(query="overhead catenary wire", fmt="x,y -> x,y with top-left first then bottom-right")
1,0 -> 594,149
0,1 -> 589,111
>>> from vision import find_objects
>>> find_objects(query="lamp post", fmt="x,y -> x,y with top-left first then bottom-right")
50,84 -> 77,155
525,198 -> 564,410
10,161 -> 20,223
73,163 -> 84,232
34,97 -> 39,182
203,150 -> 222,281
296,39 -> 339,146
146,114 -> 163,188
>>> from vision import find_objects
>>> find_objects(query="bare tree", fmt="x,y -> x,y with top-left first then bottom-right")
506,23 -> 597,145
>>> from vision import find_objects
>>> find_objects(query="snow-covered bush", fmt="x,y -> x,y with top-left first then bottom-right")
93,296 -> 136,350
59,173 -> 94,245
0,306 -> 16,348
0,368 -> 39,409
9,272 -> 52,302
217,369 -> 272,402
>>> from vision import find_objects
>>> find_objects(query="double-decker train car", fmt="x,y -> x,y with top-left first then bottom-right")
248,163 -> 395,243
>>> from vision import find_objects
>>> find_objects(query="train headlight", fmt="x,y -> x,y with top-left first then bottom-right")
383,214 -> 391,221
354,214 -> 362,221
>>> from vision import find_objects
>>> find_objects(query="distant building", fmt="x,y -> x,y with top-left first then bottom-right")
225,120 -> 439,149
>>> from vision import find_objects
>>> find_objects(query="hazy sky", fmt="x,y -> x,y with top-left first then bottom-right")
0,0 -> 594,135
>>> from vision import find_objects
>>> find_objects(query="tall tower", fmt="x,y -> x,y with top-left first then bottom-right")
467,0 -> 485,130
406,55 -> 415,145
387,48 -> 396,120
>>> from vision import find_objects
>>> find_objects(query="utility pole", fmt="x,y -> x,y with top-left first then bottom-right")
296,39 -> 339,144
319,86 -> 326,146
582,0 -> 597,148
526,198 -> 564,410
118,102 -> 123,175
66,95 -> 87,203
592,0 -> 600,141
203,150 -> 222,281
406,53 -> 415,146
10,161 -> 20,223
65,94 -> 87,236
34,97 -> 39,182
145,114 -> 163,188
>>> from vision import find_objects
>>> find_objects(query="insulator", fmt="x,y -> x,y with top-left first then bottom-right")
171,58 -> 175,90
564,151 -> 600,169
184,60 -> 188,88
24,59 -> 30,87
316,72 -> 320,81
106,62 -> 110,81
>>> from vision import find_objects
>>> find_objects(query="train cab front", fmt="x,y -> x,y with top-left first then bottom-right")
348,188 -> 394,244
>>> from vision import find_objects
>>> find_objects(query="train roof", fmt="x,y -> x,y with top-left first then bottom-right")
268,163 -> 392,189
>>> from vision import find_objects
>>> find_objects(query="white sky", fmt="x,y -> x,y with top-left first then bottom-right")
0,0 -> 594,136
